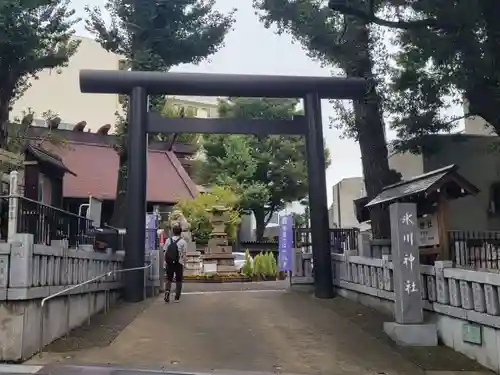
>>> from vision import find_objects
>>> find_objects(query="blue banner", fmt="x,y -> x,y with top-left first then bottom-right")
145,214 -> 157,251
278,214 -> 293,271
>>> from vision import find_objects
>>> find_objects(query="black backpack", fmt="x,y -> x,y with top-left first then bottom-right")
165,237 -> 181,264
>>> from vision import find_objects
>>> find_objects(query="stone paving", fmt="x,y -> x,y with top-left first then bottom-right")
27,281 -> 491,375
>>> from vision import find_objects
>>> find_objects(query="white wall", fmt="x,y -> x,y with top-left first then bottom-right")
388,152 -> 424,181
169,96 -> 220,118
463,101 -> 496,136
11,38 -> 222,133
11,37 -> 123,132
330,177 -> 368,229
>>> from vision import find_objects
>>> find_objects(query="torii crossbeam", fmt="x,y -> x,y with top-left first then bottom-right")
80,69 -> 368,302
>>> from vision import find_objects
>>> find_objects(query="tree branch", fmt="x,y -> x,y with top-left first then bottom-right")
264,205 -> 277,226
328,1 -> 441,30
440,112 -> 480,129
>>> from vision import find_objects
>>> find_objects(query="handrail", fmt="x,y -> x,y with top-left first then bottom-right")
0,194 -> 91,221
39,263 -> 153,357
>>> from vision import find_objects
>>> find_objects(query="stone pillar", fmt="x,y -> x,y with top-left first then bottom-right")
159,248 -> 165,292
8,233 -> 34,288
435,260 -> 452,304
7,171 -> 19,242
383,202 -> 437,346
148,250 -> 160,296
357,232 -> 370,257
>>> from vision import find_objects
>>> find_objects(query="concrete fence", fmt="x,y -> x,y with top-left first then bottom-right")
0,233 -> 125,361
331,252 -> 500,373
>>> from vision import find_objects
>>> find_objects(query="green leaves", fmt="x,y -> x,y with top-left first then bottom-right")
194,97 -> 329,238
86,0 -> 235,71
0,0 -> 79,146
347,0 -> 500,150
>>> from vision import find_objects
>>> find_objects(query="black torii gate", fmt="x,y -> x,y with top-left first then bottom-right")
79,70 -> 367,302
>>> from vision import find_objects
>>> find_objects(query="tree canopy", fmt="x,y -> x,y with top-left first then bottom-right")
329,0 -> 500,152
85,0 -> 235,227
194,97 -> 330,240
0,0 -> 80,149
253,0 -> 396,238
173,186 -> 241,244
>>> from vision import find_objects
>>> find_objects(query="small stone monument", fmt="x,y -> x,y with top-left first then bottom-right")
383,202 -> 437,346
169,209 -> 201,275
201,205 -> 237,274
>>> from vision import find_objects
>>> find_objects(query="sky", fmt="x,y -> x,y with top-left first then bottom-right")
73,0 -> 461,208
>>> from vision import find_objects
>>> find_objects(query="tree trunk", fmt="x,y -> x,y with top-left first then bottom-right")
345,23 -> 392,239
110,152 -> 128,228
0,94 -> 12,149
253,207 -> 266,241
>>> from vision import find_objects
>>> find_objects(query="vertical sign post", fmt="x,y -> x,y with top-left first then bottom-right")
145,214 -> 157,252
389,202 -> 424,324
279,215 -> 293,272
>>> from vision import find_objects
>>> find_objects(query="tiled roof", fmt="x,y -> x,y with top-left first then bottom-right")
26,144 -> 76,176
366,165 -> 479,207
44,142 -> 198,202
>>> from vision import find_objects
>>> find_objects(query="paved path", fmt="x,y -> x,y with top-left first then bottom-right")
28,282 -> 489,375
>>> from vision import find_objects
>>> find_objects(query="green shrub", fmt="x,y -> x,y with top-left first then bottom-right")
269,252 -> 278,276
261,252 -> 272,276
241,249 -> 253,277
253,253 -> 263,277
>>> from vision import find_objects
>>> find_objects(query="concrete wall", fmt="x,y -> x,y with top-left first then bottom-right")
168,96 -> 220,119
11,37 -> 123,132
388,152 -> 424,180
463,101 -> 496,136
330,177 -> 369,230
329,253 -> 500,372
9,36 -> 221,134
0,234 -> 126,361
423,135 -> 500,231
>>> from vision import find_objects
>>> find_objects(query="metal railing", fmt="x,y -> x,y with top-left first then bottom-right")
449,230 -> 500,270
16,195 -> 94,247
293,227 -> 359,254
38,263 -> 153,357
0,194 -> 94,246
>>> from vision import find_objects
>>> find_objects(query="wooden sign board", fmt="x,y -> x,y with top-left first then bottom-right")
418,214 -> 439,247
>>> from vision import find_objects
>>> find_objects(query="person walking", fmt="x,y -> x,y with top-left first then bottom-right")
164,224 -> 187,303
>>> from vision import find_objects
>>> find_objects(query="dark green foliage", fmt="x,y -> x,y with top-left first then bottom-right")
253,0 -> 394,238
85,0 -> 235,226
329,0 -> 500,152
194,97 -> 330,240
0,0 -> 80,148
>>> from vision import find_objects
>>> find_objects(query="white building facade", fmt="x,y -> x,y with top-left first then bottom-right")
11,36 -> 221,132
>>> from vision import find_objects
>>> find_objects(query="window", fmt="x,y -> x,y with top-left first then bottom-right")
186,106 -> 198,117
198,108 -> 209,118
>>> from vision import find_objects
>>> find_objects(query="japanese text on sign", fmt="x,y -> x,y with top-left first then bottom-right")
401,212 -> 414,226
278,215 -> 292,271
404,280 -> 418,294
403,253 -> 415,270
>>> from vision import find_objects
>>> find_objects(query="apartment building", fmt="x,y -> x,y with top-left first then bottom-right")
11,36 -> 221,132
328,177 -> 370,230
11,36 -> 123,131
